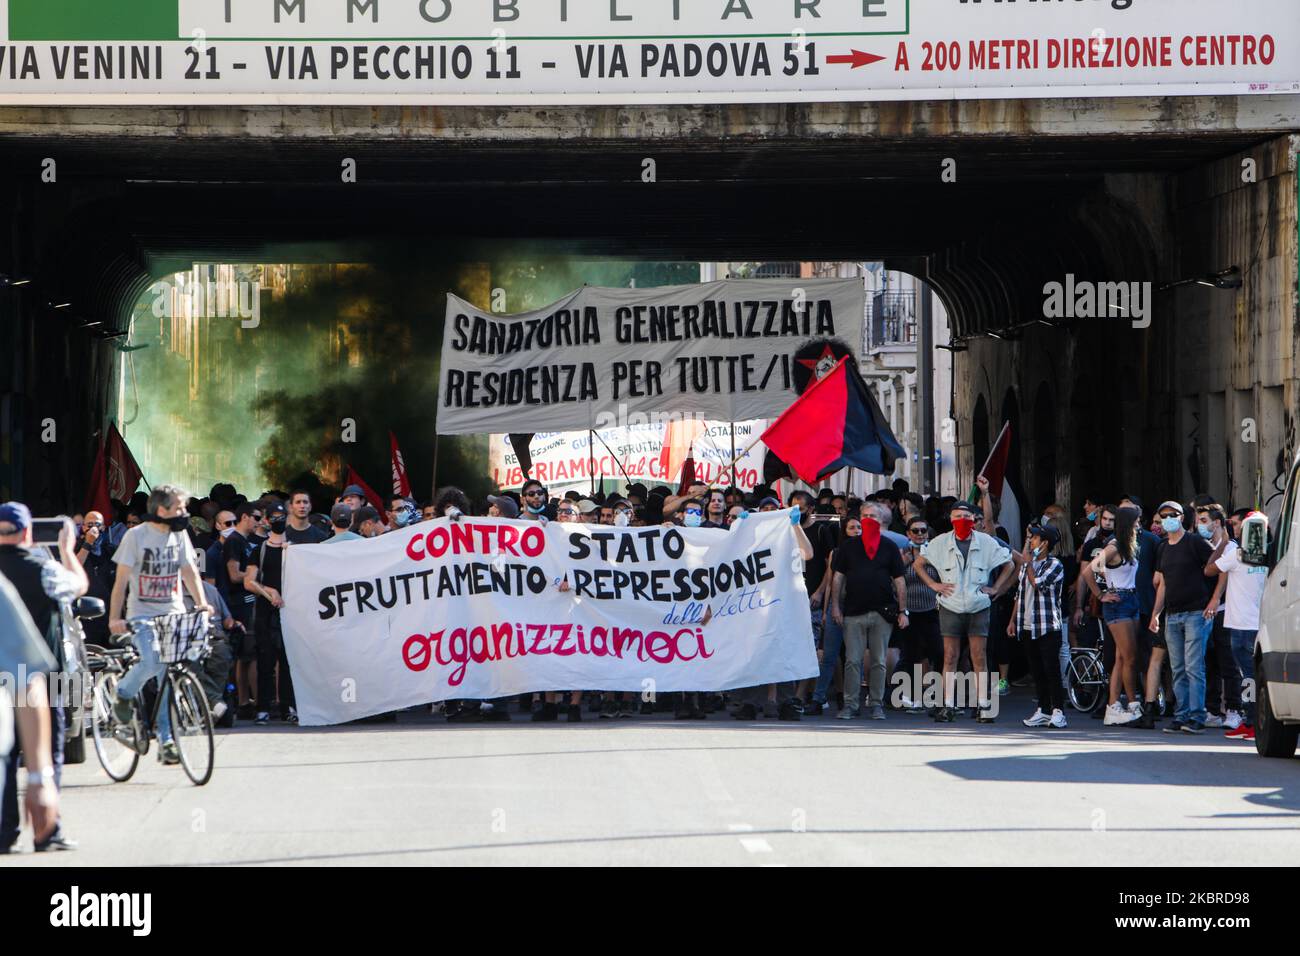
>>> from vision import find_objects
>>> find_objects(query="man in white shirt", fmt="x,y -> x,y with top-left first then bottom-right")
1208,517 -> 1269,739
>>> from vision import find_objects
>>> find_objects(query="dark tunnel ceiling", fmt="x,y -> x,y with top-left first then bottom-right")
0,126 -> 1276,338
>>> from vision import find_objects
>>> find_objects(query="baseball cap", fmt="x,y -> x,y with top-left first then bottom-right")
342,484 -> 366,499
949,501 -> 978,516
1157,500 -> 1184,516
487,495 -> 519,519
0,501 -> 33,532
758,496 -> 780,509
1028,523 -> 1061,547
329,503 -> 353,527
577,498 -> 599,514
265,501 -> 288,519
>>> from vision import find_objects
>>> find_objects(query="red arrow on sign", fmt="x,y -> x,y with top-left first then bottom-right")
826,49 -> 885,68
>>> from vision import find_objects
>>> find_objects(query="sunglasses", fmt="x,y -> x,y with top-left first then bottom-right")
684,508 -> 703,516
558,509 -> 579,517
216,520 -> 234,528
908,527 -> 929,534
525,490 -> 546,498
84,521 -> 104,529
252,514 -> 264,521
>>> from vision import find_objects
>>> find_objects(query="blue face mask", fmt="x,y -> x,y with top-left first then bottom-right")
1161,517 -> 1183,534
1087,510 -> 1098,522
683,512 -> 702,528
1197,524 -> 1213,539
393,507 -> 414,528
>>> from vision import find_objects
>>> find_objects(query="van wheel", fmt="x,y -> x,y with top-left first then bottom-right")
1256,675 -> 1299,758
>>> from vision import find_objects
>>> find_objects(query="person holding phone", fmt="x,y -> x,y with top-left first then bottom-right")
0,504 -> 87,852
1008,524 -> 1067,729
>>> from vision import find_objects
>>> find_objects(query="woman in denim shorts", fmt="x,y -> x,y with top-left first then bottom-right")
1091,506 -> 1146,726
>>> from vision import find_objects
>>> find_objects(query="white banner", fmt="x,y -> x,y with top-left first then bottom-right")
437,279 -> 864,435
0,1 -> 1296,104
489,419 -> 768,492
280,509 -> 817,725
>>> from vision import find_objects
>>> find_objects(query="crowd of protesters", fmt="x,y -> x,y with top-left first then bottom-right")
0,471 -> 1270,851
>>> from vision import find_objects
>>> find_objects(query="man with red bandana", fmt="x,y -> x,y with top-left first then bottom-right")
830,500 -> 907,720
913,501 -> 1015,722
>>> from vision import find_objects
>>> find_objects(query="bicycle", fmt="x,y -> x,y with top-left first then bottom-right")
89,610 -> 215,786
1067,630 -> 1167,716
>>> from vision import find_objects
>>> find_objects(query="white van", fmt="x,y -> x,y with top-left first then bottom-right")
1241,455 -> 1300,758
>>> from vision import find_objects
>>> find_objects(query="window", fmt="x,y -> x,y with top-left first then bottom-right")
1272,455 -> 1300,566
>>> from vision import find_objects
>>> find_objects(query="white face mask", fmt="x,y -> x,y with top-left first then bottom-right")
614,512 -> 630,527
219,526 -> 235,540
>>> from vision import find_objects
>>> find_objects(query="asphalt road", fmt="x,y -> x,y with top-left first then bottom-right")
6,694 -> 1299,866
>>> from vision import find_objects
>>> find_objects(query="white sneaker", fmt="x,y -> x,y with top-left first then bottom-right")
1049,709 -> 1068,728
211,701 -> 228,721
900,696 -> 918,710
1224,710 -> 1243,730
1128,701 -> 1143,717
1103,702 -> 1136,725
1022,708 -> 1050,727
1203,713 -> 1225,728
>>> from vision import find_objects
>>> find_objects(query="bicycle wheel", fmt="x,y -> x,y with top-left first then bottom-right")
1068,653 -> 1105,713
167,669 -> 214,786
91,671 -> 139,782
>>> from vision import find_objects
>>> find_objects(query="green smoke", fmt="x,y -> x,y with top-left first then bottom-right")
121,251 -> 697,509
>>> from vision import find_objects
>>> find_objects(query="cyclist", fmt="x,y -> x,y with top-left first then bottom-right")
108,485 -> 213,765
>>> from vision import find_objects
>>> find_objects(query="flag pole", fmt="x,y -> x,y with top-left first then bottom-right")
589,429 -> 596,495
729,421 -> 736,487
590,429 -> 635,486
430,433 -> 441,500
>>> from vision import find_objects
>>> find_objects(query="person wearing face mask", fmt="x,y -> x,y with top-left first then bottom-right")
807,513 -> 860,715
912,500 -> 1015,722
1149,501 -> 1221,734
1008,523 -> 1068,728
108,485 -> 213,764
898,514 -> 941,712
830,501 -> 907,720
1077,495 -> 1104,555
1206,508 -> 1268,740
1194,505 -> 1240,730
74,509 -> 117,648
678,497 -> 707,529
520,479 -> 552,522
383,495 -> 421,534
244,502 -> 296,725
1038,504 -> 1077,691
1073,505 -> 1117,717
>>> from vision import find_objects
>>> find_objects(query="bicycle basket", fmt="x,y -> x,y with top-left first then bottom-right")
153,611 -> 212,664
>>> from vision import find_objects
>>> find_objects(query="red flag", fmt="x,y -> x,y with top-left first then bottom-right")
84,423 -> 145,516
660,418 -> 705,487
345,466 -> 387,513
390,432 -> 412,497
760,358 -> 904,484
972,421 -> 1012,498
677,444 -> 696,494
84,439 -> 111,518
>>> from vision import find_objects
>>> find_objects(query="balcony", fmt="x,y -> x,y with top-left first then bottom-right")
865,291 -> 917,353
